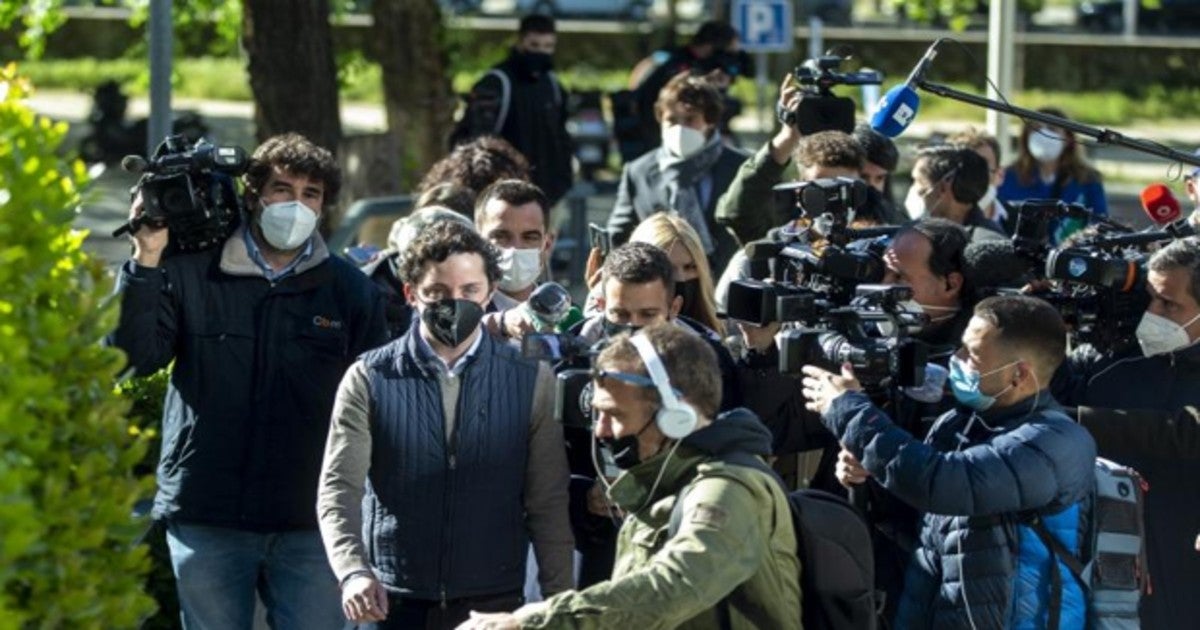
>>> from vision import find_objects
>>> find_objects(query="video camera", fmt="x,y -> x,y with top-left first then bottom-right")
776,285 -> 928,391
1006,200 -> 1152,353
522,332 -> 599,429
113,134 -> 248,253
779,53 -> 882,134
694,49 -> 754,80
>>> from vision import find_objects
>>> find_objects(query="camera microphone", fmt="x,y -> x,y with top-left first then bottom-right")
120,154 -> 149,174
1139,183 -> 1193,237
962,240 -> 1033,289
870,39 -> 944,138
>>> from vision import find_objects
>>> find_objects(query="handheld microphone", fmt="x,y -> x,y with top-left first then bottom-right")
1139,183 -> 1193,237
870,39 -> 943,138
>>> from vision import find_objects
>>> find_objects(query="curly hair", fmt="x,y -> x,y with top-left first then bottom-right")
417,136 -> 531,195
243,132 -> 341,208
795,130 -> 865,172
397,220 -> 502,288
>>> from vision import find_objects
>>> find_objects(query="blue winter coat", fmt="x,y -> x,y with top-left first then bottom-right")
823,391 -> 1096,629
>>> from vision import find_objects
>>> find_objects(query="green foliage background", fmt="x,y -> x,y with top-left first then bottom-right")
0,64 -> 155,628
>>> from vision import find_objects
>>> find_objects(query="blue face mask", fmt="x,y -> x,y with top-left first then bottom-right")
948,355 -> 1018,411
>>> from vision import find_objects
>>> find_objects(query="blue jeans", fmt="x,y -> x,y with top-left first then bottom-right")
166,521 -> 344,630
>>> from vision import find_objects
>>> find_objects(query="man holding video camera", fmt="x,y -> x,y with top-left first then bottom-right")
1053,236 -> 1200,629
110,132 -> 388,628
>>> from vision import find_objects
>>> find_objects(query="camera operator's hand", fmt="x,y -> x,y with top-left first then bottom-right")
770,74 -> 804,165
737,321 -> 782,353
585,246 -> 605,290
800,363 -> 862,416
1020,279 -> 1054,294
499,308 -> 538,340
341,573 -> 388,623
835,447 -> 870,488
587,479 -> 622,518
128,193 -> 168,267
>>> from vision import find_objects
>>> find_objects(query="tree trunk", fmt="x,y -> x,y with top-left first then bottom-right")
242,0 -> 342,154
371,0 -> 456,191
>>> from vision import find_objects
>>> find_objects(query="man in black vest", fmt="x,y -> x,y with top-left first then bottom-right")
317,220 -> 573,629
110,133 -> 388,629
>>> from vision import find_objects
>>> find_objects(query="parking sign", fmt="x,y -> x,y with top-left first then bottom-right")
732,0 -> 793,53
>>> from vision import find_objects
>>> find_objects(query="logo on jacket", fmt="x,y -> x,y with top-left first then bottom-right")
312,315 -> 344,330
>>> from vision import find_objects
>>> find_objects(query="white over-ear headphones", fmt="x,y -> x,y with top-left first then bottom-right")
630,334 -> 699,439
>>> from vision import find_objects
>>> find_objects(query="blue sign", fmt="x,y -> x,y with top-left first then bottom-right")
732,0 -> 794,53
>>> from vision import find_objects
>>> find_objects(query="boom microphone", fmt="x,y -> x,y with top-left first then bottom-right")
1140,183 -> 1193,236
870,39 -> 943,138
120,154 -> 150,174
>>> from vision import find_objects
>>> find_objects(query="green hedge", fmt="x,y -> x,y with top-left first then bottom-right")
0,63 -> 155,628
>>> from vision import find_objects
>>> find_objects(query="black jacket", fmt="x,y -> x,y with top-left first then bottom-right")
1054,341 -> 1200,630
362,249 -> 414,341
111,229 -> 388,531
463,50 -> 574,205
608,145 -> 751,275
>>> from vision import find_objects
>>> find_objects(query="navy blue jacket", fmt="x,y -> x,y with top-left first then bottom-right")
111,231 -> 388,531
824,391 -> 1095,629
360,328 -> 539,600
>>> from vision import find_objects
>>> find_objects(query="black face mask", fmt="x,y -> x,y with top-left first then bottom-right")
602,319 -> 642,339
675,279 -> 701,313
516,50 -> 554,76
420,298 -> 484,348
599,415 -> 661,470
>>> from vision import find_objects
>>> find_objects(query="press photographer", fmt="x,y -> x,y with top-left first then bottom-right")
109,132 -> 388,628
1052,236 -> 1200,629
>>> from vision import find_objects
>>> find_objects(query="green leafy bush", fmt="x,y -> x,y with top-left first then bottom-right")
0,63 -> 155,629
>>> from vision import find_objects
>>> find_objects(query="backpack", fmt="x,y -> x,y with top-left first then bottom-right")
448,68 -> 562,148
1027,457 -> 1149,630
669,451 -> 878,630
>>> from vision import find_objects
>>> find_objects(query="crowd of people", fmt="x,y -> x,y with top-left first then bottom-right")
108,14 -> 1200,630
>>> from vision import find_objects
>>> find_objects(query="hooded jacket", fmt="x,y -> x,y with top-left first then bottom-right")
517,409 -> 801,629
110,226 -> 388,531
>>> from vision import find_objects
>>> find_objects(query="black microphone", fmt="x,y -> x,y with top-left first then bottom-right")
121,154 -> 150,174
962,240 -> 1033,289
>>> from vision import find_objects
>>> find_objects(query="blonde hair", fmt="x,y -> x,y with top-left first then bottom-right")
630,213 -> 722,334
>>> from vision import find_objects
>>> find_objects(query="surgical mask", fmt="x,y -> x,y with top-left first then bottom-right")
904,185 -> 928,219
675,278 -> 701,312
978,184 -> 998,212
259,200 -> 317,251
661,124 -> 707,159
1136,311 -> 1200,357
419,298 -> 484,348
516,50 -> 553,75
1027,130 -> 1065,163
948,354 -> 1019,411
497,247 -> 542,293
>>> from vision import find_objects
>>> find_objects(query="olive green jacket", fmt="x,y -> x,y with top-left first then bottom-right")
518,412 -> 801,629
713,141 -> 794,247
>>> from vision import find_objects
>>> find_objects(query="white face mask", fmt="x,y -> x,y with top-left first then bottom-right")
978,184 -> 998,213
904,185 -> 927,219
259,200 -> 318,251
661,124 -> 707,159
497,246 -> 543,293
1136,311 -> 1200,357
1027,130 -> 1065,163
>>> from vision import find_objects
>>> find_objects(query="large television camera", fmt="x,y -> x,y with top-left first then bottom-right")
522,332 -> 599,429
779,53 -> 882,134
113,134 -> 248,254
1007,200 -> 1154,353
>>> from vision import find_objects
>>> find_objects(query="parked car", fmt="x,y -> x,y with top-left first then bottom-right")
1077,0 -> 1200,33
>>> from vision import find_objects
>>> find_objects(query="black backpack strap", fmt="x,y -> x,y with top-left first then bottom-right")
1026,515 -> 1089,630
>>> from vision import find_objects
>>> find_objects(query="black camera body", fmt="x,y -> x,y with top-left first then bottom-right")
780,55 -> 882,134
522,332 -> 599,429
122,135 -> 249,253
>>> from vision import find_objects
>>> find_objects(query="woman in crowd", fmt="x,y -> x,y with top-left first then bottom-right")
997,107 -> 1108,242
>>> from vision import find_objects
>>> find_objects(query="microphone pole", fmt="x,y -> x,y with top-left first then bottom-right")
915,79 -> 1200,169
